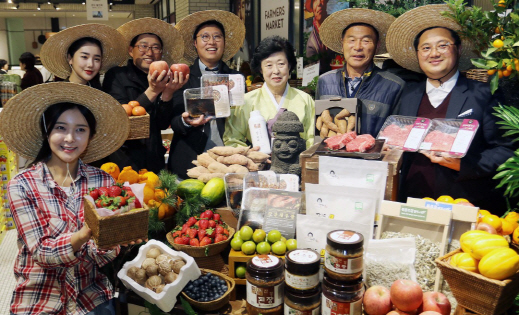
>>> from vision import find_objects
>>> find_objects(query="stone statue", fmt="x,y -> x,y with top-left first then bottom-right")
270,111 -> 306,177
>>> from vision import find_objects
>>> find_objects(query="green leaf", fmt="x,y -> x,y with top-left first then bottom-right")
513,41 -> 519,47
490,73 -> 499,94
486,60 -> 499,68
471,59 -> 491,69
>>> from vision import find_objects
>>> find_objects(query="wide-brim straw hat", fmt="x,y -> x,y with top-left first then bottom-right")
319,8 -> 396,55
175,10 -> 245,64
0,82 -> 129,164
386,4 -> 477,73
117,17 -> 184,66
40,24 -> 127,79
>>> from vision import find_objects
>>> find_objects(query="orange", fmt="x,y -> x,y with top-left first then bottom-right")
481,214 -> 503,233
495,26 -> 501,34
516,64 -> 519,72
132,106 -> 147,116
498,0 -> 506,7
503,69 -> 512,77
122,104 -> 133,116
498,70 -> 504,78
500,218 -> 515,235
155,189 -> 166,201
437,195 -> 454,203
505,212 -> 519,230
423,197 -> 435,201
128,100 -> 140,108
507,65 -> 513,71
493,39 -> 504,48
143,185 -> 155,205
117,166 -> 139,184
513,226 -> 519,244
488,69 -> 497,75
100,162 -> 120,180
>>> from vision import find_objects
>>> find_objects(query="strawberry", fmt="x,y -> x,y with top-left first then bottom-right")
108,185 -> 122,197
187,228 -> 198,239
198,229 -> 207,240
100,196 -> 112,208
181,223 -> 189,234
215,225 -> 224,235
187,217 -> 197,227
98,187 -> 110,197
215,233 -> 224,243
199,219 -> 209,230
202,210 -> 214,220
181,236 -> 190,244
200,237 -> 212,246
189,239 -> 200,247
213,213 -> 221,222
223,228 -> 229,236
171,230 -> 182,238
208,220 -> 216,228
134,197 -> 142,208
95,198 -> 103,208
222,235 -> 228,241
125,190 -> 135,198
206,227 -> 215,239
174,237 -> 186,245
89,188 -> 100,200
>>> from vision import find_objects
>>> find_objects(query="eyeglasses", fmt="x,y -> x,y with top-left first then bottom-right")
134,44 -> 162,54
417,42 -> 455,56
197,34 -> 224,43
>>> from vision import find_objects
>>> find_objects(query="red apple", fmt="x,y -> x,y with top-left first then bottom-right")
363,286 -> 392,315
419,312 -> 443,315
457,201 -> 474,207
390,279 -> 423,312
476,222 -> 497,234
420,292 -> 451,315
170,63 -> 190,76
392,309 -> 418,315
149,61 -> 169,74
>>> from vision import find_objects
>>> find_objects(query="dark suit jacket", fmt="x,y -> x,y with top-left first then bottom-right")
394,75 -> 516,214
167,58 -> 243,179
101,60 -> 174,173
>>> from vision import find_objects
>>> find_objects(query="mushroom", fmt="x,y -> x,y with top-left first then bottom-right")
141,257 -> 156,270
145,275 -> 163,291
158,261 -> 172,276
164,272 -> 178,284
134,269 -> 147,286
145,264 -> 159,277
127,266 -> 140,280
155,284 -> 165,294
155,254 -> 169,265
146,247 -> 162,259
172,260 -> 186,274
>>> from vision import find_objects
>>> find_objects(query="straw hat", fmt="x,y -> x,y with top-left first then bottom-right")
319,8 -> 396,55
175,10 -> 245,64
40,24 -> 127,80
0,82 -> 129,164
386,4 -> 477,73
117,17 -> 184,66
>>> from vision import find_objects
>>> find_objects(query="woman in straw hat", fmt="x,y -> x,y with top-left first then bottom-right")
386,4 -> 515,215
166,10 -> 245,179
315,8 -> 405,137
224,36 -> 315,150
101,17 -> 187,173
41,24 -> 127,89
0,82 -> 143,315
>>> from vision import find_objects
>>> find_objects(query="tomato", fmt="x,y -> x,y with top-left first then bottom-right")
128,100 -> 140,108
170,63 -> 190,75
122,104 -> 133,116
149,61 -> 169,75
132,106 -> 147,116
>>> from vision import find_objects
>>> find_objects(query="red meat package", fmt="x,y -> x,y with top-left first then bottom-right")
377,115 -> 431,151
419,119 -> 479,158
324,131 -> 376,153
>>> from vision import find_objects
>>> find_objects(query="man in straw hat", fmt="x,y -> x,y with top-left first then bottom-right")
167,10 -> 245,179
101,17 -> 187,173
386,4 -> 515,215
315,8 -> 405,137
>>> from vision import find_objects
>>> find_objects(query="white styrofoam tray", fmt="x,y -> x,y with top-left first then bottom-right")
117,239 -> 201,312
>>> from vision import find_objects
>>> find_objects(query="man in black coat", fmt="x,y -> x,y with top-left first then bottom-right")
101,18 -> 187,173
167,11 -> 245,179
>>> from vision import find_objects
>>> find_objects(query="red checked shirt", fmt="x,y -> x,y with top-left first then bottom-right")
8,160 -> 121,315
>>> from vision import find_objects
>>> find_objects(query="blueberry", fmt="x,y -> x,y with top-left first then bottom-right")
206,272 -> 212,277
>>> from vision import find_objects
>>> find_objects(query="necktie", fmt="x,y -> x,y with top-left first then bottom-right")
205,67 -> 218,71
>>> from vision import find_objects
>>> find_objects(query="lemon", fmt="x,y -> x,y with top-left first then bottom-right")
453,198 -> 470,204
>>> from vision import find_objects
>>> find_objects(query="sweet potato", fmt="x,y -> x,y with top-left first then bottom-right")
209,146 -> 242,156
198,173 -> 224,183
207,150 -> 219,160
328,130 -> 337,137
219,154 -> 249,166
197,153 -> 216,168
246,158 -> 260,172
186,166 -> 209,178
246,150 -> 270,163
326,121 -> 339,133
321,109 -> 332,124
335,108 -> 351,119
347,115 -> 356,132
337,119 -> 348,134
228,164 -> 249,174
316,116 -> 323,131
192,160 -> 200,166
208,161 -> 230,174
320,125 -> 329,138
235,146 -> 250,155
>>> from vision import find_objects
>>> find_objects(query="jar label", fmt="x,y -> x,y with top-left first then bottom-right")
321,295 -> 362,315
324,252 -> 363,274
288,250 -> 319,263
252,255 -> 280,268
285,271 -> 319,290
284,303 -> 320,315
329,231 -> 360,243
246,281 -> 284,308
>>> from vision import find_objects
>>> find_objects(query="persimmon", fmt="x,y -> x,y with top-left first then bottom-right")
128,100 -> 140,108
132,105 -> 147,116
122,104 -> 133,116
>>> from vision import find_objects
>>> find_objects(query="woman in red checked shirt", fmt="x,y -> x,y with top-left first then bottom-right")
0,82 -> 143,315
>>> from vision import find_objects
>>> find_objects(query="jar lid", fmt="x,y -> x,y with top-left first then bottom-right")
326,230 -> 364,251
322,272 -> 363,292
285,286 -> 321,305
285,249 -> 320,274
247,255 -> 284,278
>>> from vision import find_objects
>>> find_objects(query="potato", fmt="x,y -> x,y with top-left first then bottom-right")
207,150 -> 219,160
198,173 -> 225,182
219,154 -> 249,166
320,125 -> 329,138
228,164 -> 249,174
321,109 -> 332,124
209,146 -> 242,156
328,130 -> 337,137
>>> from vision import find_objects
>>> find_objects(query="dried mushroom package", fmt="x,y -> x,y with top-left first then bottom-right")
243,171 -> 299,191
364,238 -> 417,288
183,86 -> 230,119
201,73 -> 245,106
305,183 -> 379,240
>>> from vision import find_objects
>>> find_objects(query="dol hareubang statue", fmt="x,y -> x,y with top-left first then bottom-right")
270,111 -> 306,177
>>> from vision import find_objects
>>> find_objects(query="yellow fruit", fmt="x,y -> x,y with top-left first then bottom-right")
423,197 -> 435,201
477,210 -> 491,223
139,171 -> 160,188
493,39 -> 504,48
513,226 -> 519,244
143,185 -> 155,205
100,162 -> 120,180
498,0 -> 507,8
500,218 -> 515,236
155,189 -> 166,201
481,214 -> 503,232
488,69 -> 497,75
505,212 -> 519,230
117,166 -> 139,184
460,230 -> 490,253
469,234 -> 509,260
449,252 -> 479,273
507,65 -> 513,71
453,198 -> 470,204
436,195 -> 454,203
479,248 -> 519,280
503,69 -> 512,77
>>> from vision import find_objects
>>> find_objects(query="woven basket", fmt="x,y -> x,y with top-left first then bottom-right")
166,227 -> 235,257
181,268 -> 235,311
464,69 -> 489,83
128,114 -> 150,140
435,248 -> 519,315
84,198 -> 149,248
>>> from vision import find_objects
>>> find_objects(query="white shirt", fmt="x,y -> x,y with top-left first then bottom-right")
425,71 -> 459,108
263,83 -> 289,110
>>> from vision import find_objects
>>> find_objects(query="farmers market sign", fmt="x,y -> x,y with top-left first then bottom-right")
261,0 -> 289,40
399,206 -> 427,221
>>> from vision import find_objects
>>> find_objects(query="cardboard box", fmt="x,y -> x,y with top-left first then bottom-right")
314,97 -> 358,142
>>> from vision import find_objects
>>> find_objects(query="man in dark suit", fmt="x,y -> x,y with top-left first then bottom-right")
387,5 -> 515,214
167,11 -> 245,179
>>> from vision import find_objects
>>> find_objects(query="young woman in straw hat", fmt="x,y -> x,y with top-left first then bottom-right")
0,82 -> 143,315
41,24 -> 127,89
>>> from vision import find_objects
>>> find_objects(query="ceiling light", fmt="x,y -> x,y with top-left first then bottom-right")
37,3 -> 41,10
82,2 -> 85,4
7,0 -> 12,3
47,1 -> 51,4
110,2 -> 113,5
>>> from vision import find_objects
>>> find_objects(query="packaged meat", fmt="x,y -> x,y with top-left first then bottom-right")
377,115 -> 431,151
345,134 -> 376,153
419,118 -> 479,158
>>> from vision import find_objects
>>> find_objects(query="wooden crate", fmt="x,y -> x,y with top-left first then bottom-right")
228,249 -> 285,300
300,143 -> 404,201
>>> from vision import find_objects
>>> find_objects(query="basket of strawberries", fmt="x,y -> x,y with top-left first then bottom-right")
84,183 -> 149,248
166,209 -> 235,257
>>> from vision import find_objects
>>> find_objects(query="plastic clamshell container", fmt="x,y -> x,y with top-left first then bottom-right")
419,118 -> 479,158
377,115 -> 431,152
117,239 -> 201,312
